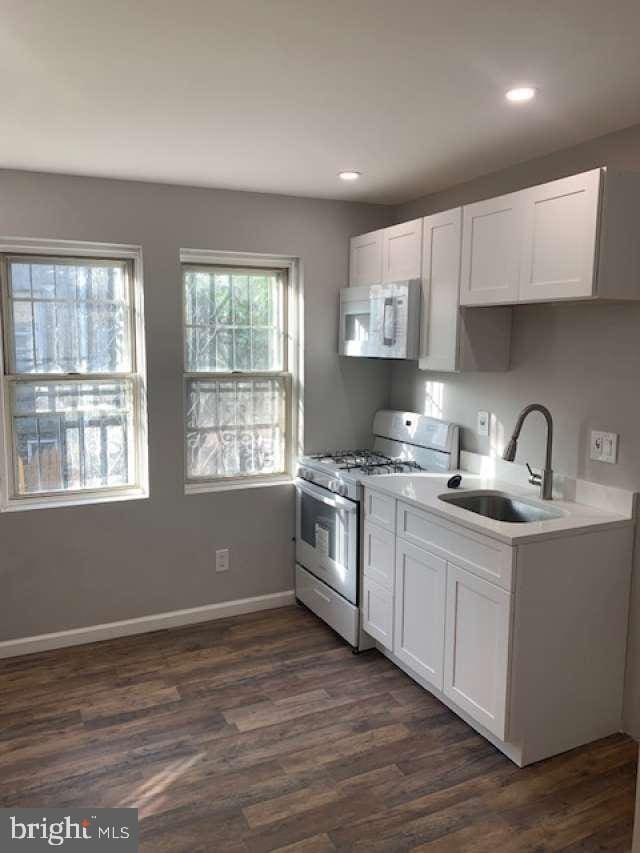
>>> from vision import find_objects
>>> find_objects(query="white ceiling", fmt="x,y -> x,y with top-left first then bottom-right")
3,0 -> 640,204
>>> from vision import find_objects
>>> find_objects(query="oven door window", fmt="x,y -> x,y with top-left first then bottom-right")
296,484 -> 357,603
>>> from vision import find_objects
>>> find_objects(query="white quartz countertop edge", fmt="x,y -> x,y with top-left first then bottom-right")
363,471 -> 635,546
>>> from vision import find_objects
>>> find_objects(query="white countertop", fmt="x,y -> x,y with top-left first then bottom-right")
363,471 -> 635,545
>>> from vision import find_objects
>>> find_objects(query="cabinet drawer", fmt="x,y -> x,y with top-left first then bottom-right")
363,521 -> 395,590
396,501 -> 514,591
362,576 -> 394,651
364,489 -> 396,532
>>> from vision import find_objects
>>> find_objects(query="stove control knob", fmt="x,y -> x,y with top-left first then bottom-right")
299,468 -> 312,481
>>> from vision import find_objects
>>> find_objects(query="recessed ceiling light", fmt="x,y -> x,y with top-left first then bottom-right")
339,170 -> 361,181
505,86 -> 537,103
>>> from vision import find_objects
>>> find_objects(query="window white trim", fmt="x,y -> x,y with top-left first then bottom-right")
0,237 -> 149,511
180,249 -> 303,493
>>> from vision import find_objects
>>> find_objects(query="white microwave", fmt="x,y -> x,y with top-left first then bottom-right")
338,280 -> 421,360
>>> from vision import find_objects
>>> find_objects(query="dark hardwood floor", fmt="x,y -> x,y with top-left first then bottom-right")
0,605 -> 636,851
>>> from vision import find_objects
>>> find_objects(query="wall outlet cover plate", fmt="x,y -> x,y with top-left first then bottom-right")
590,430 -> 618,464
477,411 -> 490,437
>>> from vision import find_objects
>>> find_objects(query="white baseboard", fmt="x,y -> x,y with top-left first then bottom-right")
0,589 -> 296,659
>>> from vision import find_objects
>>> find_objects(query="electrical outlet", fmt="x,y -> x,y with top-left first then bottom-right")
590,431 -> 618,464
215,548 -> 230,572
477,411 -> 489,437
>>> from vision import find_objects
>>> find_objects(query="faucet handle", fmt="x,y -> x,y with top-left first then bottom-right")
526,462 -> 542,486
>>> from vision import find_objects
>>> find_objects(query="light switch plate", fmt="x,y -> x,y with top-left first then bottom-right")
477,411 -> 490,437
216,548 -> 230,572
590,430 -> 618,464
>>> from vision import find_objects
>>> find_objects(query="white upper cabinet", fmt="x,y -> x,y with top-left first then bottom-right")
349,229 -> 383,286
351,167 -> 640,312
420,208 -> 462,371
382,218 -> 423,283
460,192 -> 524,306
458,167 -> 640,305
420,208 -> 511,373
519,169 -> 601,302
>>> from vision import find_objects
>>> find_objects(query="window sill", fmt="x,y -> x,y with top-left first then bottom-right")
185,475 -> 294,495
1,487 -> 149,513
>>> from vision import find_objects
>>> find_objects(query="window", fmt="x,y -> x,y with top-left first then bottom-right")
181,251 -> 300,490
0,241 -> 148,509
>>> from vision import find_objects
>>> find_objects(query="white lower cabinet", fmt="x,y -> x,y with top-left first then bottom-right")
362,575 -> 393,650
443,563 -> 512,739
394,540 -> 446,690
363,521 -> 395,590
361,486 -> 632,766
363,499 -> 511,738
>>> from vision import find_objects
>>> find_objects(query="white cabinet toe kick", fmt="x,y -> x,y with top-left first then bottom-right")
362,487 -> 634,767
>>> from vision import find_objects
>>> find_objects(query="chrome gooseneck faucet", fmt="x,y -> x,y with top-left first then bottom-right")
502,404 -> 554,500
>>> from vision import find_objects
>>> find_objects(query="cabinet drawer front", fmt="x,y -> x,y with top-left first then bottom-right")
443,563 -> 512,740
396,502 -> 514,591
394,540 -> 446,689
365,489 -> 396,532
362,576 -> 394,651
364,521 -> 395,590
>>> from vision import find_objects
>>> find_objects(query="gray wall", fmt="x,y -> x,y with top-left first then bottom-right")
3,123 -> 640,740
0,169 -> 392,641
390,121 -> 640,738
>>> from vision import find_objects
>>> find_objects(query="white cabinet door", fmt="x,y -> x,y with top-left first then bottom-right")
350,230 -> 383,286
394,540 -> 446,689
382,219 -> 423,283
460,192 -> 524,305
362,576 -> 393,650
443,563 -> 512,739
419,207 -> 462,372
519,168 -> 601,302
363,521 -> 395,590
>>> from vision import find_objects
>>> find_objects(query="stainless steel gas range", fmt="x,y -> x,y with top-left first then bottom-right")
295,410 -> 460,649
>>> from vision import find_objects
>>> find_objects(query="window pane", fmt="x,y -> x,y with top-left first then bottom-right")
11,380 -> 134,494
186,377 -> 285,479
8,259 -> 130,374
184,268 -> 283,372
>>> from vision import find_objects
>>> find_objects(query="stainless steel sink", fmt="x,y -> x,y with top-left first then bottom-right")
438,490 -> 563,523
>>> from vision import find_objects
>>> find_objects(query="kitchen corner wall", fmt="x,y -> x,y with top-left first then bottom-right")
390,120 -> 640,739
0,169 -> 392,642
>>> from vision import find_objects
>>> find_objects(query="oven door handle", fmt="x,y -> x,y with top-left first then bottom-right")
295,479 -> 358,512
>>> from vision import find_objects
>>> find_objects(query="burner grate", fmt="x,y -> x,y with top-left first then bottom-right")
308,449 -> 394,470
359,459 -> 426,476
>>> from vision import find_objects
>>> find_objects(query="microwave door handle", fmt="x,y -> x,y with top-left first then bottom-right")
295,479 -> 357,512
383,297 -> 395,346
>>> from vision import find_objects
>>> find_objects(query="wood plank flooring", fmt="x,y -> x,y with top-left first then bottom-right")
0,604 -> 636,851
